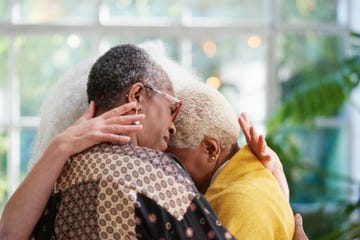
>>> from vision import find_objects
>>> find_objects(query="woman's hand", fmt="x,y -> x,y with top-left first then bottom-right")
238,112 -> 279,170
293,214 -> 309,240
56,101 -> 145,157
238,112 -> 289,200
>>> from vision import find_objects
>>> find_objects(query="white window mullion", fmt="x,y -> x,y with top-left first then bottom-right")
349,0 -> 360,204
7,36 -> 20,196
265,0 -> 280,118
180,39 -> 192,69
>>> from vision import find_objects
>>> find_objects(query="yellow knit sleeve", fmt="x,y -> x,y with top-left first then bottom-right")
207,178 -> 294,240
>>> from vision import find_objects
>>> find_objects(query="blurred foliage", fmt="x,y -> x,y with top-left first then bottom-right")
0,132 -> 8,212
280,0 -> 338,23
268,55 -> 360,130
266,31 -> 360,239
105,0 -> 181,18
0,36 -> 9,213
15,35 -> 94,116
0,1 -> 9,21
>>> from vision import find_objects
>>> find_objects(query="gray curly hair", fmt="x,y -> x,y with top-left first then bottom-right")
169,82 -> 240,150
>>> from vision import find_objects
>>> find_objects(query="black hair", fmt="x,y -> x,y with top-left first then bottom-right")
87,44 -> 171,111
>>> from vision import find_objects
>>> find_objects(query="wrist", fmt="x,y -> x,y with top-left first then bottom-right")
51,134 -> 73,157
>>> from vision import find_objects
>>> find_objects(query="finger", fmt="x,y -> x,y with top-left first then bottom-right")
294,213 -> 309,240
241,112 -> 249,123
106,134 -> 132,144
258,135 -> 267,152
249,126 -> 259,144
102,102 -> 137,119
86,101 -> 96,119
238,115 -> 248,131
91,133 -> 132,144
295,213 -> 303,226
108,114 -> 145,125
103,124 -> 143,135
258,135 -> 272,161
238,116 -> 250,141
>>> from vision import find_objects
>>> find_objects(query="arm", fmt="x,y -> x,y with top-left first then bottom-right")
0,101 -> 144,240
238,112 -> 290,201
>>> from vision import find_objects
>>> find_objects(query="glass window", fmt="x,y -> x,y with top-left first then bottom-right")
17,0 -> 98,23
0,37 -> 8,213
20,129 -> 37,180
0,0 -> 10,22
0,130 -> 8,212
188,0 -> 268,23
0,37 -> 8,125
191,36 -> 267,123
134,38 -> 179,60
101,0 -> 182,22
276,33 -> 348,203
100,37 -> 180,73
277,33 -> 345,99
15,34 -> 95,116
280,0 -> 347,25
288,126 -> 348,203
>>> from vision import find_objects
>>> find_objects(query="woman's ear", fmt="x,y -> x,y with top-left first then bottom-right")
127,82 -> 144,103
201,137 -> 221,162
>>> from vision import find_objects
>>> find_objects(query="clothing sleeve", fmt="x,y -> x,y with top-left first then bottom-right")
210,185 -> 293,240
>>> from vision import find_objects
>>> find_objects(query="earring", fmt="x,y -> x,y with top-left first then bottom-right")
134,102 -> 140,125
211,156 -> 216,161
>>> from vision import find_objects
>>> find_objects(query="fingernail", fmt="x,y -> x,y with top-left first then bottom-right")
295,214 -> 302,224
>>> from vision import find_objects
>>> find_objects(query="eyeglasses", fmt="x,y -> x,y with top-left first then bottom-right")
144,84 -> 183,121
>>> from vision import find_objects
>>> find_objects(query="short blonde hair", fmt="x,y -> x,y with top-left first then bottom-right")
169,82 -> 240,150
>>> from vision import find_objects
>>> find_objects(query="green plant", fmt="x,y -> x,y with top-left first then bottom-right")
266,31 -> 360,239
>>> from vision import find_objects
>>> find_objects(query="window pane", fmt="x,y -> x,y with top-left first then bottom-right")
0,0 -> 10,22
189,0 -> 268,23
0,130 -> 8,213
17,0 -> 97,23
276,33 -> 348,204
134,38 -> 179,60
102,0 -> 181,22
277,33 -> 345,99
100,37 -> 179,65
0,37 -> 8,125
20,128 -> 37,180
191,36 -> 267,123
15,34 -> 95,116
280,0 -> 348,25
99,38 -> 126,55
289,126 -> 348,203
0,38 -> 8,213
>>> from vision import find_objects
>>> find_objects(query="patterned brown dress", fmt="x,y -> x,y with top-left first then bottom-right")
33,142 -> 235,239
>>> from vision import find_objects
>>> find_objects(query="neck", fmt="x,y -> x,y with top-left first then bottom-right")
216,143 -> 239,169
206,143 -> 239,192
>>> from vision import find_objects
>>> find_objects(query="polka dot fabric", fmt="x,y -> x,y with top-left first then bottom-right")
34,142 -> 235,239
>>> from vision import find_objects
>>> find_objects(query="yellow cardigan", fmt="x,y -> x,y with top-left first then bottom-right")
205,145 -> 295,239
